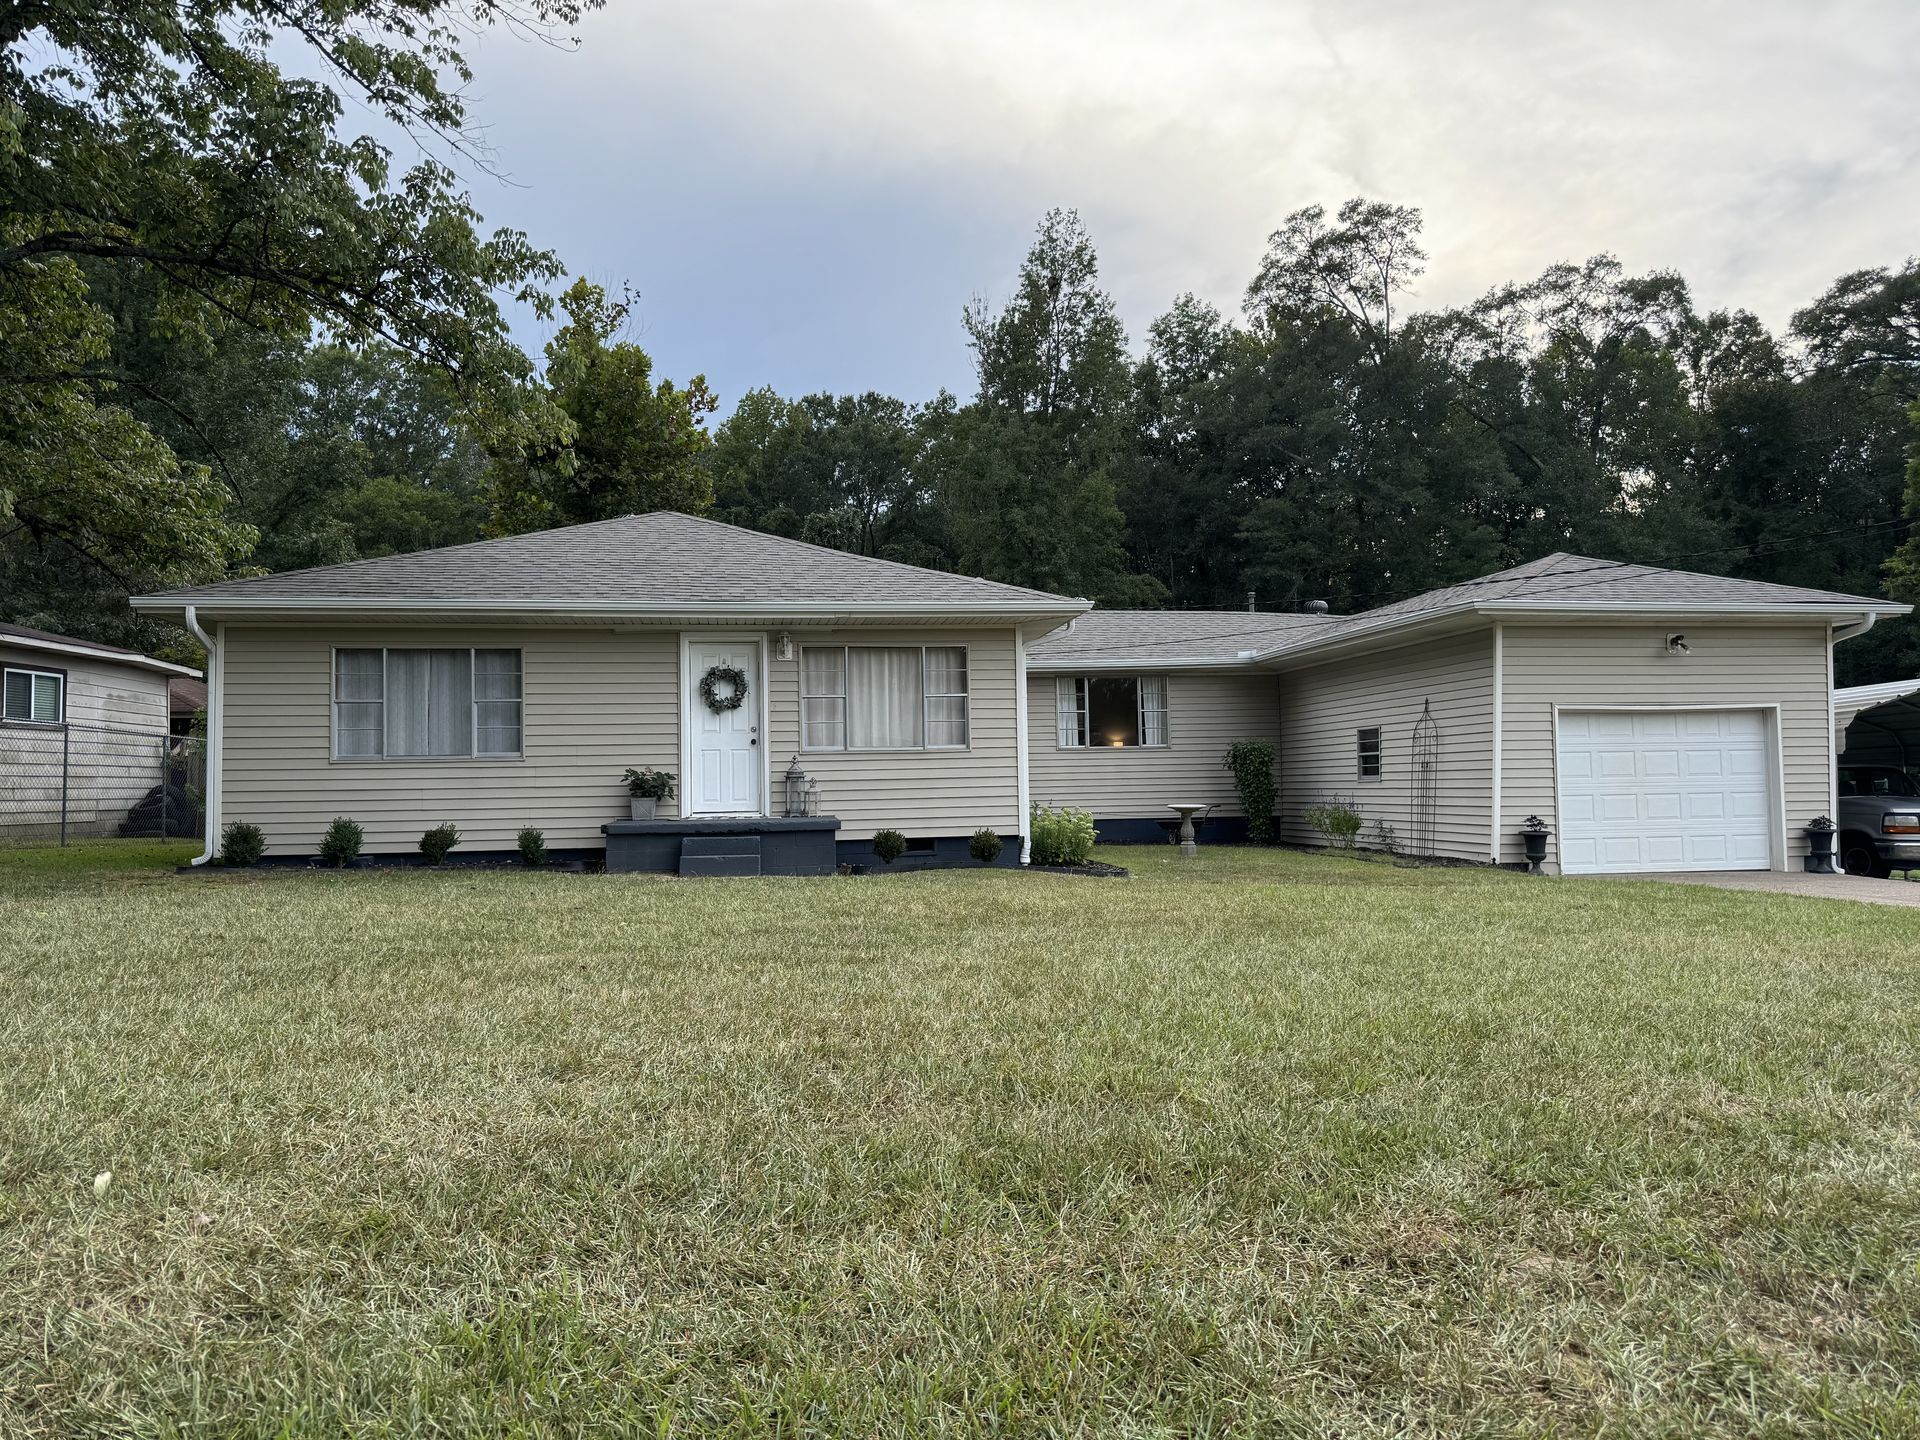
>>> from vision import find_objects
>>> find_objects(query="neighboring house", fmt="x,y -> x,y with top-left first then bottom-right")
0,622 -> 203,843
130,516 -> 1907,876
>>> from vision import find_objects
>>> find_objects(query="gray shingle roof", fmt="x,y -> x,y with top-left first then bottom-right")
132,512 -> 1084,613
0,620 -> 147,656
1027,609 -> 1338,668
1028,554 -> 1903,669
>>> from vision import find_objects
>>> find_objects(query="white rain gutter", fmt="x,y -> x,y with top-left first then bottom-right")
181,606 -> 220,866
1833,612 -> 1879,643
1014,630 -> 1032,865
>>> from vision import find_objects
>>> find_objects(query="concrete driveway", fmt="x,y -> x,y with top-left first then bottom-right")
1622,870 -> 1920,908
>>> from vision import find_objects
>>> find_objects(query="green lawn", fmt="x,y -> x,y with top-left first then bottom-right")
2,843 -> 1918,1436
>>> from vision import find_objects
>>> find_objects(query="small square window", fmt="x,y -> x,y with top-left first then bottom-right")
1357,726 -> 1383,780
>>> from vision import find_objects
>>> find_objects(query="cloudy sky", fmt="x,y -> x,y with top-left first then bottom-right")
444,0 -> 1917,411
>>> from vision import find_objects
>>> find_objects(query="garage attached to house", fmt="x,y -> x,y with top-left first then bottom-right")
1554,708 -> 1774,874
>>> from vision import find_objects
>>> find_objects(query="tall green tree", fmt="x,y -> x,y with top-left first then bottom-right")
485,280 -> 717,532
1,0 -> 591,638
933,209 -> 1162,604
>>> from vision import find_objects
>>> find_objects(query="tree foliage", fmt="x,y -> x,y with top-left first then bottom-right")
485,280 -> 717,533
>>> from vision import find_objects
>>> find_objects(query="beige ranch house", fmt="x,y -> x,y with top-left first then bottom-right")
132,512 -> 1906,876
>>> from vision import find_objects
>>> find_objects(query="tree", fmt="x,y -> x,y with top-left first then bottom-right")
936,210 -> 1162,604
1,0 -> 592,636
485,280 -> 717,532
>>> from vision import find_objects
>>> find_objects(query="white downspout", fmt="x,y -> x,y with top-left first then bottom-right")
1014,630 -> 1032,864
181,606 -> 221,865
1489,622 -> 1504,865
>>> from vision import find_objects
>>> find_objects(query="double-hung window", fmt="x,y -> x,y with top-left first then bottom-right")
1054,676 -> 1169,748
1357,726 -> 1383,780
2,667 -> 64,723
800,645 -> 969,751
332,648 -> 523,760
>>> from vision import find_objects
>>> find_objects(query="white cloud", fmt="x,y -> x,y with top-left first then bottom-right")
458,0 -> 1920,404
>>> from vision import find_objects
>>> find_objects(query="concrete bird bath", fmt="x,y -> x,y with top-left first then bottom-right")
1168,803 -> 1206,858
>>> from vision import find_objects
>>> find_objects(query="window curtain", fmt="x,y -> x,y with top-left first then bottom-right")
1055,678 -> 1087,747
924,646 -> 968,747
473,649 -> 523,755
333,650 -> 385,757
848,647 -> 922,748
387,648 -> 472,757
1138,676 -> 1168,747
800,648 -> 847,749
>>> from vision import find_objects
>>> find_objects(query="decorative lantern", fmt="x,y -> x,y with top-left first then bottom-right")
784,756 -> 809,817
803,776 -> 820,817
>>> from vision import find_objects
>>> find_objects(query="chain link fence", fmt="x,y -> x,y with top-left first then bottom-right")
0,719 -> 205,846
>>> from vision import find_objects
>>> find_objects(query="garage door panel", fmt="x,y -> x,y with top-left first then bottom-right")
1558,709 -> 1771,875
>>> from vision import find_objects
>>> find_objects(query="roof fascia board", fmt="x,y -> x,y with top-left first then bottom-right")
1475,600 -> 1910,620
0,632 -> 201,678
129,596 -> 1091,624
1026,655 -> 1282,673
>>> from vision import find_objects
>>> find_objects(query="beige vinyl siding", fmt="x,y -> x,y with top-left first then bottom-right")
220,625 -> 678,854
766,628 -> 1021,842
1499,623 -> 1832,870
1278,631 -> 1495,862
1026,671 -> 1281,819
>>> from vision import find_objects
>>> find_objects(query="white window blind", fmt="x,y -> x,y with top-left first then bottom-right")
333,648 -> 522,760
2,668 -> 63,723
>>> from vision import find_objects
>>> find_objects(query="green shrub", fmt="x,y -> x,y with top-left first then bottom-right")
872,829 -> 907,864
318,817 -> 363,868
622,767 -> 677,800
419,823 -> 462,865
218,821 -> 266,868
517,827 -> 547,867
1222,740 -> 1277,844
1029,804 -> 1095,867
969,828 -> 1003,865
1303,797 -> 1363,850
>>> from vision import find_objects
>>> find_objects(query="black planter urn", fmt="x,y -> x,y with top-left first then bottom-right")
1803,820 -> 1838,875
1519,821 -> 1552,876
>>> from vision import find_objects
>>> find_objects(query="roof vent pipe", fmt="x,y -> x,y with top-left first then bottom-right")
1246,591 -> 1256,613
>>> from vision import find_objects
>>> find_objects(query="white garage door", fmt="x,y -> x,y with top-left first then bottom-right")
1556,709 -> 1773,874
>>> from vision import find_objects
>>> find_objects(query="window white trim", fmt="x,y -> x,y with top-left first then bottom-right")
2,666 -> 65,724
1052,675 -> 1169,749
329,646 -> 524,762
798,644 -> 971,752
1356,725 -> 1383,781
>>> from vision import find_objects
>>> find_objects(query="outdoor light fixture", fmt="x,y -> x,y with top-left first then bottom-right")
775,632 -> 795,661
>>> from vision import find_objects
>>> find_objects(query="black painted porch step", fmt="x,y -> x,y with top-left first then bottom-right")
679,834 -> 762,877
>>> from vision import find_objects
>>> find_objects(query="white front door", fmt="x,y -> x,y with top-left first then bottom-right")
1556,708 -> 1772,874
687,639 -> 762,815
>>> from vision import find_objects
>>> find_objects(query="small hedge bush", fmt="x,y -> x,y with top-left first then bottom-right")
1029,804 -> 1095,867
968,828 -> 1003,865
219,822 -> 266,868
517,827 -> 547,867
318,817 -> 363,867
1303,797 -> 1363,850
419,823 -> 462,865
872,829 -> 907,864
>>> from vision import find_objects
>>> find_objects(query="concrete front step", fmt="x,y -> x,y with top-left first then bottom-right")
680,833 -> 762,877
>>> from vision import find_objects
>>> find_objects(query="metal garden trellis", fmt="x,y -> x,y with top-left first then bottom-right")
1411,699 -> 1440,858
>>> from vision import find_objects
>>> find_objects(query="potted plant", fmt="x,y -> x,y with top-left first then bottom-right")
1519,814 -> 1552,875
622,767 -> 676,820
1804,815 -> 1838,874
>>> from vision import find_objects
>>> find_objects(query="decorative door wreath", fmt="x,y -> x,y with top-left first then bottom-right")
699,663 -> 750,713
